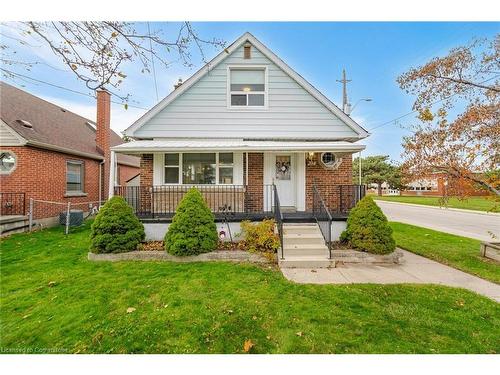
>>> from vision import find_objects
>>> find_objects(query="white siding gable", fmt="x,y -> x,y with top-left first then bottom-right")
131,35 -> 366,141
0,121 -> 26,146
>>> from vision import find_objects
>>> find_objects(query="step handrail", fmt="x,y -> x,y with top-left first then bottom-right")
272,183 -> 284,260
312,181 -> 333,259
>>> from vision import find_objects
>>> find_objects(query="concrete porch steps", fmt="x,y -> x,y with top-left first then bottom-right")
279,223 -> 335,268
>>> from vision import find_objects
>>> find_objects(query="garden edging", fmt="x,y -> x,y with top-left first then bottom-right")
88,250 -> 271,263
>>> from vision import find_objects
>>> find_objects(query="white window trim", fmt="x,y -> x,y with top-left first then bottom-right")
226,65 -> 269,110
0,150 -> 17,175
163,152 -> 235,186
66,160 -> 85,195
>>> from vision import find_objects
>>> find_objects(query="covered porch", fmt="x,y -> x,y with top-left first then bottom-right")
110,139 -> 366,222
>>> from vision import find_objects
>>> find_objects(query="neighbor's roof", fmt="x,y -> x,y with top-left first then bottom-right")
112,139 -> 365,153
124,32 -> 369,139
0,82 -> 139,167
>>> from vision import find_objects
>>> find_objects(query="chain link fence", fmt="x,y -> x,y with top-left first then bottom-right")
28,199 -> 105,234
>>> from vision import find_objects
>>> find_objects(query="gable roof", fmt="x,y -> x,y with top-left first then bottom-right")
0,82 -> 139,167
124,32 -> 369,139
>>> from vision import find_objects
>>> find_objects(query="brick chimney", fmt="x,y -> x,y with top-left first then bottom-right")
96,89 -> 111,198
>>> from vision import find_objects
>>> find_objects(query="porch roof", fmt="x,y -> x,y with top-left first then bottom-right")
111,139 -> 366,154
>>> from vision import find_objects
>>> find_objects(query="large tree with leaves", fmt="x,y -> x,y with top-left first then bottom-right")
397,35 -> 499,197
0,22 -> 224,102
353,155 -> 402,196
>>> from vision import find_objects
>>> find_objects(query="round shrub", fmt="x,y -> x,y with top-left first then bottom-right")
164,188 -> 217,256
90,196 -> 145,253
340,196 -> 395,254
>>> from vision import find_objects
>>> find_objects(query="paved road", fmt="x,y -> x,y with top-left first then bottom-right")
376,200 -> 500,242
281,250 -> 500,302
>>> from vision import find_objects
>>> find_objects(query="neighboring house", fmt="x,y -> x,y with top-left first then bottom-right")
0,83 -> 140,232
111,32 -> 368,235
401,172 -> 490,197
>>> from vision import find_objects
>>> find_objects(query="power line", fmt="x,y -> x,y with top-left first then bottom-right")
147,22 -> 159,102
368,74 -> 499,132
1,69 -> 150,110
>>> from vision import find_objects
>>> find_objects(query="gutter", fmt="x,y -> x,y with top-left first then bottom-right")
27,140 -> 104,160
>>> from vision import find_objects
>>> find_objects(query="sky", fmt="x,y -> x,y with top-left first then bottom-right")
1,21 -> 498,161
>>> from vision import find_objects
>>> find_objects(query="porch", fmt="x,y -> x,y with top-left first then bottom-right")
113,183 -> 365,222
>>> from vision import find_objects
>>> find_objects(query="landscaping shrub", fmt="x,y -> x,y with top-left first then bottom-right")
164,188 -> 218,256
340,196 -> 395,254
240,219 -> 280,254
90,196 -> 145,253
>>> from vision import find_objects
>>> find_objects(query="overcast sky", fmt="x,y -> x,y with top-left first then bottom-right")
2,22 -> 498,161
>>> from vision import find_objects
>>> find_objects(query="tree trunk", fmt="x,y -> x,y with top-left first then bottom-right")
377,183 -> 382,196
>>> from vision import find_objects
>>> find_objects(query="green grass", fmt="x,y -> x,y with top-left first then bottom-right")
390,222 -> 500,284
373,195 -> 499,212
1,222 -> 499,354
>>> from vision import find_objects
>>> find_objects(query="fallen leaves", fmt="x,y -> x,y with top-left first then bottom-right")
126,307 -> 136,314
296,331 -> 303,337
243,339 -> 254,353
48,281 -> 57,287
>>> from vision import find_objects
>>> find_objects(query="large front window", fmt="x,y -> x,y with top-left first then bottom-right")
164,153 -> 234,185
229,68 -> 266,107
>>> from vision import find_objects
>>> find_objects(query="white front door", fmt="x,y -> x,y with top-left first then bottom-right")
274,154 -> 295,207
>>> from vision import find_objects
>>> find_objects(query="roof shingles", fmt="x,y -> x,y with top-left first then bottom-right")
0,82 -> 139,167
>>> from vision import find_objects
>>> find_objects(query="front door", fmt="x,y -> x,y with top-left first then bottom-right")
274,154 -> 295,207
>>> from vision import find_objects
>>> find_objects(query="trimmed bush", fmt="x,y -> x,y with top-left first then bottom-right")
240,219 -> 280,254
340,196 -> 396,254
164,188 -> 218,256
90,196 -> 145,253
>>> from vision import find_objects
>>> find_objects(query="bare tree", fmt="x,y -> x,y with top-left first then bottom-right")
1,22 -> 224,101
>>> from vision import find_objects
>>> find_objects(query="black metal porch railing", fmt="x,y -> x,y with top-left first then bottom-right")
312,183 -> 333,259
0,192 -> 26,216
114,184 -> 275,219
272,183 -> 284,260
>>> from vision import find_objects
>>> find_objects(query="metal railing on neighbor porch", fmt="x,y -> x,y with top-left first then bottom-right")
312,183 -> 333,259
0,192 -> 26,216
272,183 -> 284,260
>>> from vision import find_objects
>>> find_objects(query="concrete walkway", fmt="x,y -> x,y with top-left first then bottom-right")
281,249 -> 500,302
376,200 -> 500,241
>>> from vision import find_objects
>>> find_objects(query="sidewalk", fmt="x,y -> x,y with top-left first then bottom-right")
281,249 -> 500,302
373,199 -> 500,216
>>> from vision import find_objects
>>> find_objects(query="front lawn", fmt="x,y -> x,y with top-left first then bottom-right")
1,222 -> 499,354
390,222 -> 500,284
373,195 -> 499,212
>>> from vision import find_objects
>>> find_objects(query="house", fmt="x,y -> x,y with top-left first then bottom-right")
0,83 -> 140,233
401,172 -> 490,197
111,32 -> 369,250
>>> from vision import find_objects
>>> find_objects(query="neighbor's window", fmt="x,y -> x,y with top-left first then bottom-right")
229,68 -> 266,107
0,151 -> 16,174
218,153 -> 234,184
182,153 -> 216,184
66,161 -> 84,192
164,153 -> 180,184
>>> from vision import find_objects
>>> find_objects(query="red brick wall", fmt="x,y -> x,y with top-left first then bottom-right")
245,153 -> 264,211
139,154 -> 153,211
118,164 -> 140,185
0,146 -> 101,218
305,153 -> 353,211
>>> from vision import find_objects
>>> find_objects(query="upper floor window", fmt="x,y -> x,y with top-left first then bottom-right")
229,67 -> 266,108
0,151 -> 16,174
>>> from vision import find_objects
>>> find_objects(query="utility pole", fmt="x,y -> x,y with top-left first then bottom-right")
336,68 -> 351,114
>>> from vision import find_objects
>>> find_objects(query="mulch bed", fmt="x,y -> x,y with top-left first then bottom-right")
138,240 -> 247,252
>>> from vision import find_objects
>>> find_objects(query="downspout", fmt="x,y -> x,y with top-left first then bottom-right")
245,152 -> 249,186
98,160 -> 105,206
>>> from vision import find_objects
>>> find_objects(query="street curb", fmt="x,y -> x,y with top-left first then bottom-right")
374,199 -> 500,216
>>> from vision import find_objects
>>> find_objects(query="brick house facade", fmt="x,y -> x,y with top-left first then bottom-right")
0,83 -> 140,222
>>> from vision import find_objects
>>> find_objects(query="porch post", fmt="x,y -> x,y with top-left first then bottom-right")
108,150 -> 116,198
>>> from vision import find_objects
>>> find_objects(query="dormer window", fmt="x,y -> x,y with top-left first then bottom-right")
229,67 -> 267,108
